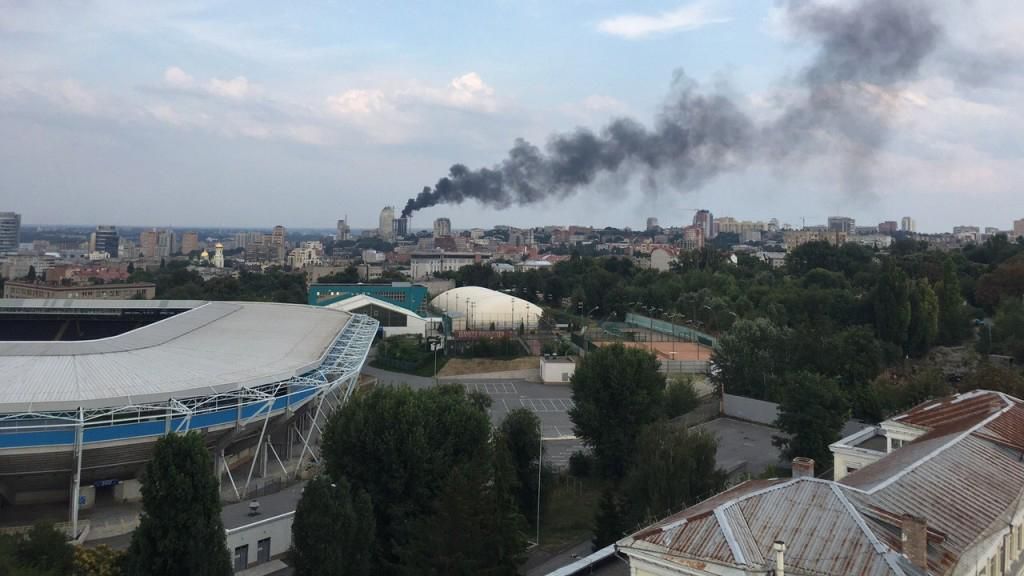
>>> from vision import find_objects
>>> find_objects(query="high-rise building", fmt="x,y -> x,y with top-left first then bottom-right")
0,212 -> 21,253
1013,218 -> 1024,240
433,217 -> 452,238
336,219 -> 351,241
88,225 -> 119,258
827,216 -> 856,234
379,206 -> 395,241
140,229 -> 159,258
156,229 -> 176,257
646,217 -> 659,231
878,221 -> 898,236
393,217 -> 409,238
682,225 -> 705,251
693,210 -> 715,239
180,231 -> 199,255
270,225 -> 287,262
900,217 -> 916,233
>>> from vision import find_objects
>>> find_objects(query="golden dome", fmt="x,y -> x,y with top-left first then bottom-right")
214,242 -> 224,249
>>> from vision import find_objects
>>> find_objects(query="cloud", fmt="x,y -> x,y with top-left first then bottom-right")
208,76 -> 250,99
163,66 -> 194,89
597,2 -> 729,39
323,72 -> 500,142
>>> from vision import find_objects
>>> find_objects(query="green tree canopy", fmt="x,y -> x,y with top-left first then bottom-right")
321,384 -> 526,575
874,258 -> 911,352
290,476 -> 375,576
569,344 -> 666,479
498,408 -> 542,526
124,432 -> 231,576
710,318 -> 790,401
907,280 -> 939,358
773,372 -> 850,474
938,257 -> 968,345
623,422 -> 725,526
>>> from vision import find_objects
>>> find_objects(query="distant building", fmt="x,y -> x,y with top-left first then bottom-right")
379,206 -> 395,241
901,216 -> 916,233
693,210 -> 715,239
878,221 -> 898,235
784,229 -> 847,249
3,281 -> 156,300
212,243 -> 225,269
309,282 -> 430,315
139,230 -> 159,258
0,212 -> 21,253
336,219 -> 350,241
827,216 -> 856,234
682,226 -> 704,251
1015,218 -> 1024,240
646,217 -> 659,231
90,225 -> 119,258
157,229 -> 176,258
180,231 -> 199,256
393,217 -> 409,238
433,218 -> 452,238
410,251 -> 489,280
287,242 -> 322,269
270,225 -> 287,262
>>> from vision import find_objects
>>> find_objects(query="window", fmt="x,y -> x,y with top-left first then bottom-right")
257,538 -> 271,563
846,466 -> 859,474
891,438 -> 904,450
234,545 -> 249,571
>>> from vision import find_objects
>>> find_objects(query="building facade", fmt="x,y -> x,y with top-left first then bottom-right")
828,216 -> 856,233
0,212 -> 21,253
901,216 -> 916,232
336,219 -> 350,241
393,216 -> 409,238
433,217 -> 452,238
379,206 -> 395,241
90,225 -> 119,258
3,281 -> 156,300
410,251 -> 488,280
180,231 -> 199,255
1014,218 -> 1024,240
693,210 -> 715,240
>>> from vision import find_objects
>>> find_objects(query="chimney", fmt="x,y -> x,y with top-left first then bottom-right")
900,514 -> 928,570
773,541 -> 786,576
791,457 -> 815,478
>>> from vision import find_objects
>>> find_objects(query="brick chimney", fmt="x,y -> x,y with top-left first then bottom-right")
900,514 -> 928,570
791,457 -> 815,478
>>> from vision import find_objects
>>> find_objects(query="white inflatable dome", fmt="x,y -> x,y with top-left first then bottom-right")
431,286 -> 543,330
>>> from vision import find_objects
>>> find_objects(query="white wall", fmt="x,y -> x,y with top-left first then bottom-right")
225,512 -> 294,572
541,359 -> 575,384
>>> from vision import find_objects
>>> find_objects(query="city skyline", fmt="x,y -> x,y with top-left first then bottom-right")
2,1 -> 1023,231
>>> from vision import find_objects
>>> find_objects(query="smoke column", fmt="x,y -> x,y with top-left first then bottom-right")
401,0 -> 941,218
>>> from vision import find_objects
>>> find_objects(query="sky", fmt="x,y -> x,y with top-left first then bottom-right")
0,0 -> 1022,233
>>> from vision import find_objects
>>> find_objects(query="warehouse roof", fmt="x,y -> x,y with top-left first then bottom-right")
0,300 -> 353,412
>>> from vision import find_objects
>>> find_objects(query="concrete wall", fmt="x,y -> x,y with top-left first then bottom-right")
225,512 -> 294,572
113,479 -> 142,503
540,358 -> 575,384
722,394 -> 779,426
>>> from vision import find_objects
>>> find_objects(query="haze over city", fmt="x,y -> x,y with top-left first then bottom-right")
2,0 -> 1023,231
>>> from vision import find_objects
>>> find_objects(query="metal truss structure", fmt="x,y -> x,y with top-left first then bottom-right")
0,313 -> 379,539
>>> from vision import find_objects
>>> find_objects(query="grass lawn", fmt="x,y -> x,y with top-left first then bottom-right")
537,475 -> 606,552
437,356 -> 539,377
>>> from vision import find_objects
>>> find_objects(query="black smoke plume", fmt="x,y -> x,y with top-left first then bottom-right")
401,0 -> 941,218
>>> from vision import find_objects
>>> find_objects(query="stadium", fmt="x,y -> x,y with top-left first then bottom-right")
0,299 -> 377,536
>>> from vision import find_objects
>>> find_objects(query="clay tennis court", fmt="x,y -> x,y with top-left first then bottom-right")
593,339 -> 713,361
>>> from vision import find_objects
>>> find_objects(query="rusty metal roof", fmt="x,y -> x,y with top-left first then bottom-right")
618,391 -> 1024,576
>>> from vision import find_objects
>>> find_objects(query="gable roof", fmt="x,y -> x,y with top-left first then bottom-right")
619,390 -> 1024,576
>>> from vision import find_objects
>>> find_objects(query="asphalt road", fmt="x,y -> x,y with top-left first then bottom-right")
362,366 -> 583,469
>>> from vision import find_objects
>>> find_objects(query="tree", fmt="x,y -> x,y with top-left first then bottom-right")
0,523 -> 75,576
992,298 -> 1024,362
126,262 -> 135,274
498,408 -> 542,526
773,372 -> 849,474
591,488 -> 628,551
124,432 -> 231,576
321,385 -> 526,575
663,375 -> 700,419
623,422 -> 724,526
290,476 -> 375,576
25,265 -> 36,282
569,344 -> 666,479
907,280 -> 939,358
74,545 -> 125,576
874,258 -> 911,352
710,318 -> 790,401
938,257 -> 967,345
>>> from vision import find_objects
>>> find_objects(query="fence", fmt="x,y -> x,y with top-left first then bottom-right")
625,313 -> 717,347
659,360 -> 710,374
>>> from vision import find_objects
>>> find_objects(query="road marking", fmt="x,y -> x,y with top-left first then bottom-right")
519,399 -> 576,413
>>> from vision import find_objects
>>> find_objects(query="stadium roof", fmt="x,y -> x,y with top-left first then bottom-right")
0,300 -> 353,412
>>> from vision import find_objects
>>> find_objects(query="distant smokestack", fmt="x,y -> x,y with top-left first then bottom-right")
792,457 -> 815,478
900,514 -> 928,570
401,0 -> 942,218
773,541 -> 786,576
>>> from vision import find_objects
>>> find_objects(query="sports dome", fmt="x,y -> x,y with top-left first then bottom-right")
431,286 -> 543,330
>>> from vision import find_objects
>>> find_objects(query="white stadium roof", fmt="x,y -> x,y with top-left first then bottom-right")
0,300 -> 353,412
